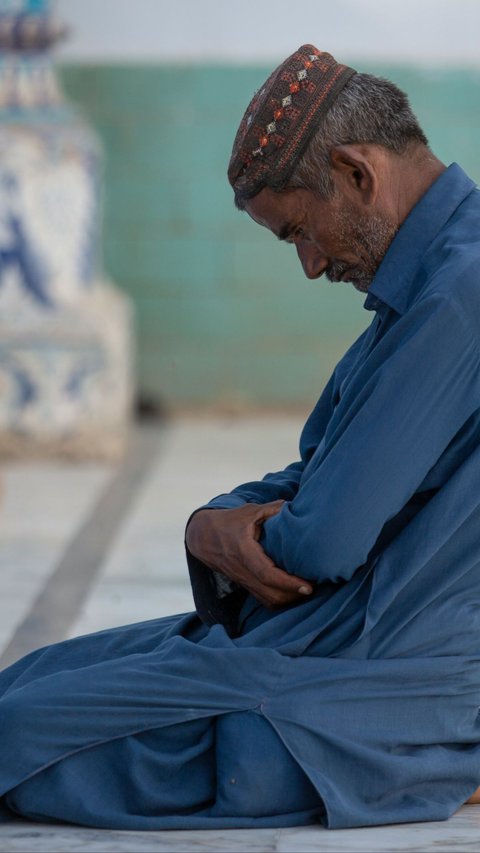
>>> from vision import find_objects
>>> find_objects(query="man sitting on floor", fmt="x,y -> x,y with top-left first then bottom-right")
2,44 -> 480,830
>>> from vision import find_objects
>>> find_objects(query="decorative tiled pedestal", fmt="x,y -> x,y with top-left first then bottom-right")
0,1 -> 133,458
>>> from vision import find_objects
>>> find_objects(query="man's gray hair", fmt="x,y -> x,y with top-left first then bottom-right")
287,72 -> 429,200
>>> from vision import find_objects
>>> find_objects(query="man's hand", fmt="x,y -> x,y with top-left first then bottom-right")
185,501 -> 314,609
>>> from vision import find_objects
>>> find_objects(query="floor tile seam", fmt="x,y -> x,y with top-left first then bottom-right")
0,425 -> 166,669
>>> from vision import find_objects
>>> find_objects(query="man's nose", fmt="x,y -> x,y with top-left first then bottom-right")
296,242 -> 328,279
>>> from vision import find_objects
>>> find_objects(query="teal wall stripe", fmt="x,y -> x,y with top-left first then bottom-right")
59,63 -> 480,409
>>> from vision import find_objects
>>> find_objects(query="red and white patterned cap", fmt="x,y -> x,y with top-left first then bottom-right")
228,45 -> 356,202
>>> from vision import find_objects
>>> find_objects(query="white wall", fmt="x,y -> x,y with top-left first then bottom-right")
55,0 -> 480,65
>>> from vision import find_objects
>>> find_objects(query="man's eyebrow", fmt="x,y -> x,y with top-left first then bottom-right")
277,222 -> 295,242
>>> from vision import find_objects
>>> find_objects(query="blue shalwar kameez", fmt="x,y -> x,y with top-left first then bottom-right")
2,163 -> 480,830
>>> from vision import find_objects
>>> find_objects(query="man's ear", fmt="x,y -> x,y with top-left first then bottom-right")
329,144 -> 379,206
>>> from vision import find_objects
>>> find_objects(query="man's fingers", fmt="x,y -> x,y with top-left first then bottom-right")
244,574 -> 312,610
252,500 -> 285,521
245,540 -> 313,596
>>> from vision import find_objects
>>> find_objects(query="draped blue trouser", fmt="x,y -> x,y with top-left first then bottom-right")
0,612 -> 320,829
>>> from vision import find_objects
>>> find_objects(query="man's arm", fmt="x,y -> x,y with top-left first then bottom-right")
185,327 -> 372,631
201,332 -> 370,511
185,472 -> 313,633
200,461 -> 305,511
260,295 -> 480,584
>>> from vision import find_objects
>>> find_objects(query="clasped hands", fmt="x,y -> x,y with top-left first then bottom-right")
186,500 -> 313,609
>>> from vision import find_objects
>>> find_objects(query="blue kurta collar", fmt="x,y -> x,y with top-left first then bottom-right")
364,163 -> 477,315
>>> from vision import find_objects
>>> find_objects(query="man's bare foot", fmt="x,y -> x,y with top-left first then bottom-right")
466,786 -> 480,804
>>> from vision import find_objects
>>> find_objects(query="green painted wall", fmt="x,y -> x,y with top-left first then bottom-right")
59,63 -> 480,409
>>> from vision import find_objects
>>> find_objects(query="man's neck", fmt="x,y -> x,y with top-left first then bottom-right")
390,148 -> 446,228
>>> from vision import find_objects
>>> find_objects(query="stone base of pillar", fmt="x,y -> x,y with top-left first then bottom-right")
0,282 -> 134,460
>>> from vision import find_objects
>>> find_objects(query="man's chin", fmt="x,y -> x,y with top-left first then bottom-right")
326,267 -> 372,292
350,276 -> 372,293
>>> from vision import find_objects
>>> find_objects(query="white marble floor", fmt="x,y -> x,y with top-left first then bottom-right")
1,415 -> 479,851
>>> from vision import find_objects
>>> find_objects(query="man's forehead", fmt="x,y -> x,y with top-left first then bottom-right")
244,188 -> 301,236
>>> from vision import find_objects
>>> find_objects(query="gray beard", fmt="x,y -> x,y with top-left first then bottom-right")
325,208 -> 398,293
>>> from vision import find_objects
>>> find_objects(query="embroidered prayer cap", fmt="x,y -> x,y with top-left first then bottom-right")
228,45 -> 356,203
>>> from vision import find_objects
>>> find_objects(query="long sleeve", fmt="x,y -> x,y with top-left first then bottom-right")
203,328 -> 372,512
184,389 -> 330,631
203,460 -> 305,511
261,294 -> 480,584
185,326 -> 376,630
185,331 -> 373,631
